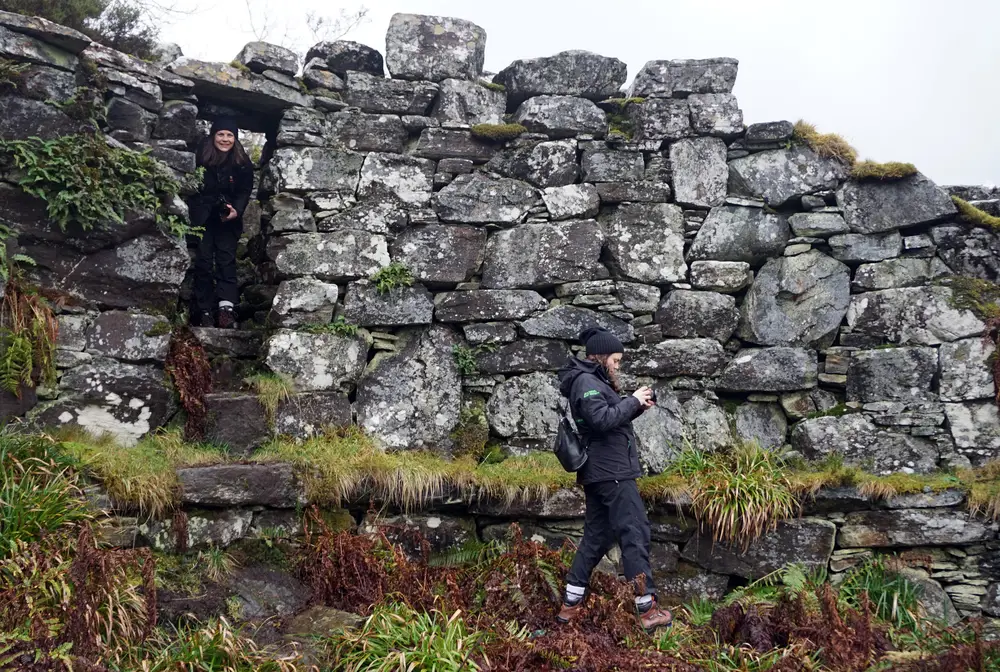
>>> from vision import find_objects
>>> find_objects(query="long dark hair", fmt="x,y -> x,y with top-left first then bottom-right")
198,134 -> 252,168
587,353 -> 621,392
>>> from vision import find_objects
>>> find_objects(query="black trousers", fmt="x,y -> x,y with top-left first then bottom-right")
192,220 -> 241,314
566,479 -> 655,596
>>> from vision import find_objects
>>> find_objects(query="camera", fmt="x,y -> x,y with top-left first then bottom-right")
215,195 -> 232,220
649,389 -> 657,405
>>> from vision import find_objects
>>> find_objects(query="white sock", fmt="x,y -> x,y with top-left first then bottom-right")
635,595 -> 653,609
218,301 -> 234,309
565,584 -> 586,604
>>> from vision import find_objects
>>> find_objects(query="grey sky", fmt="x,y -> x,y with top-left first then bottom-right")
161,0 -> 1000,187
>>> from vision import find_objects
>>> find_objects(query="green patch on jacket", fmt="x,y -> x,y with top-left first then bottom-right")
583,389 -> 600,398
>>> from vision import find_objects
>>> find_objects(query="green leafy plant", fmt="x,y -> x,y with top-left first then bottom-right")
370,262 -> 414,294
604,97 -> 644,139
850,160 -> 918,181
52,86 -> 107,124
683,598 -> 717,627
0,133 -> 197,239
792,120 -> 858,165
0,278 -> 58,396
0,58 -> 27,93
453,344 -> 480,376
470,123 -> 527,142
301,315 -> 359,336
244,372 -> 295,427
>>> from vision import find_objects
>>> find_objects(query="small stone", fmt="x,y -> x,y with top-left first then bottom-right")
689,260 -> 753,293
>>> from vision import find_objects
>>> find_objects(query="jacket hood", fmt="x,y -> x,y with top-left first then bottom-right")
558,357 -> 603,397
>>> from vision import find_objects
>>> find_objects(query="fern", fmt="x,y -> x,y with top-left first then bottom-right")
430,539 -> 507,568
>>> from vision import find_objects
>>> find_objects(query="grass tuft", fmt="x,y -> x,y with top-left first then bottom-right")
244,372 -> 295,426
479,81 -> 506,92
952,196 -> 1000,230
850,160 -> 918,181
470,123 -> 527,142
792,120 -> 858,165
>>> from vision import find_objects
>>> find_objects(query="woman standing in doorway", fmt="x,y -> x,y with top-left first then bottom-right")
556,326 -> 673,631
187,118 -> 254,329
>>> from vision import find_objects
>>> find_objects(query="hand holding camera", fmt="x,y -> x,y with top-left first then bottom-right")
216,195 -> 236,222
632,386 -> 656,408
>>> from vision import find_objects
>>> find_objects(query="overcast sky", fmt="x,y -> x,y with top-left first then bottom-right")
160,0 -> 1000,187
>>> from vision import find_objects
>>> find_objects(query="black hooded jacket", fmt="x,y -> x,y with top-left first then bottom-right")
187,156 -> 254,229
557,357 -> 644,485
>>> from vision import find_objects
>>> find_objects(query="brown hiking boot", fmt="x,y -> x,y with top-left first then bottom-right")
216,306 -> 237,330
638,598 -> 673,631
556,600 -> 584,624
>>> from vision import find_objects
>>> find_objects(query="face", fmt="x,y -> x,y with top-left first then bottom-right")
605,353 -> 623,373
213,130 -> 235,152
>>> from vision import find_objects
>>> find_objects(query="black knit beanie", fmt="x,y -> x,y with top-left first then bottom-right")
580,326 -> 624,356
210,117 -> 239,139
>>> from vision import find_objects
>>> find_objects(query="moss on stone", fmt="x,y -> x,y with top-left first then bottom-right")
144,320 -> 172,337
228,60 -> 251,74
850,160 -> 918,181
792,120 -> 858,165
478,81 -> 506,92
940,276 -> 1000,321
450,400 -> 489,459
952,196 -> 1000,231
470,123 -> 527,142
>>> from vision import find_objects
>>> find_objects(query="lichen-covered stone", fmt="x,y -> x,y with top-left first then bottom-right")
718,348 -> 817,392
140,508 -> 253,552
629,58 -> 738,98
414,128 -> 497,163
521,305 -> 633,343
430,78 -> 505,125
689,260 -> 753,293
476,339 -> 570,374
486,372 -> 561,443
688,206 -> 789,265
581,148 -> 644,182
85,311 -> 170,362
596,181 -> 673,204
847,347 -> 938,403
391,224 -> 485,285
169,58 -> 307,113
738,251 -> 850,347
0,23 -> 77,71
829,232 -> 902,263
735,402 -> 788,449
178,464 -> 305,507
482,220 -> 607,288
682,396 -> 734,451
629,98 -> 691,142
790,414 -> 941,474
682,519 -> 835,579
837,173 -> 957,234
0,9 -> 93,54
434,290 -> 547,322
494,50 -> 627,106
306,40 -> 384,77
744,120 -> 794,146
788,211 -> 848,238
0,95 -> 85,141
385,13 -> 486,82
235,41 -> 299,76
486,139 -> 579,188
357,325 -> 462,450
512,95 -> 606,138
687,93 -> 742,136
852,257 -> 951,291
656,290 -> 738,342
839,509 -> 995,548
269,231 -> 389,281
268,147 -> 364,194
669,137 -> 728,208
433,173 -> 537,224
624,339 -> 728,377
600,203 -> 687,283
344,71 -> 438,115
343,280 -> 434,326
729,147 -> 848,207
274,392 -> 352,439
845,287 -> 984,346
944,401 -> 1000,462
542,184 -> 600,220
358,152 -> 435,206
633,394 -> 685,474
301,59 -> 344,92
939,338 -> 995,402
327,111 -> 408,154
265,329 -> 370,392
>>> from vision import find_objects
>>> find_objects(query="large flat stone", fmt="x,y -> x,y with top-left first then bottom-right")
0,9 -> 92,54
433,173 -> 538,224
520,305 -> 633,343
846,347 -> 938,403
600,203 -> 687,283
624,339 -> 728,377
269,231 -> 389,282
342,280 -> 435,327
939,338 -> 995,402
482,220 -> 607,288
688,206 -> 789,265
265,330 -> 370,392
267,147 -> 364,194
344,71 -> 438,114
729,147 -> 848,207
476,339 -> 570,374
178,464 -> 305,508
169,58 -> 307,113
790,414 -> 942,474
434,290 -> 547,322
839,509 -> 995,548
837,173 -> 957,234
669,137 -> 728,208
494,50 -> 627,107
717,347 -> 817,392
390,224 -> 486,285
845,287 -> 984,347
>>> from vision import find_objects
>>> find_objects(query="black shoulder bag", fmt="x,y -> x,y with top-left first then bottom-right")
554,398 -> 588,472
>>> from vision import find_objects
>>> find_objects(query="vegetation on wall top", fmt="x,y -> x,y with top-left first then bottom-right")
792,120 -> 859,165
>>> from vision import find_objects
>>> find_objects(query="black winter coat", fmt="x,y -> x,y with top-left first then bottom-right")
557,357 -> 644,485
187,158 -> 254,229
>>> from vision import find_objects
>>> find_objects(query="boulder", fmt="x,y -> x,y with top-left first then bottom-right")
829,232 -> 902,263
486,372 -> 561,443
656,290 -> 738,342
581,148 -> 644,182
434,290 -> 547,322
738,251 -> 850,347
624,339 -> 728,377
687,206 -> 789,265
845,286 -> 984,347
512,95 -> 606,138
17,63 -> 76,101
235,41 -> 298,76
744,120 -> 794,147
105,97 -> 155,143
430,78 -> 505,125
682,519 -> 835,579
178,464 -> 305,507
633,393 -> 685,473
476,339 -> 570,375
0,95 -> 85,141
268,278 -> 338,328
521,305 -> 633,343
414,128 -> 497,162
140,508 -> 252,552
274,392 -> 352,438
264,329 -> 369,391
85,311 -> 170,362
357,152 -> 435,205
433,173 -> 538,224
486,139 -> 579,188
542,184 -> 600,220
385,13 -> 486,81
852,257 -> 950,291
306,40 -> 384,77
790,415 -> 941,474
0,23 -> 77,70
629,58 -> 738,98
301,59 -> 345,92
600,203 -> 687,283
268,146 -> 364,194
169,58 -> 308,113
629,98 -> 692,142
728,147 -> 849,207
788,212 -> 848,238
846,347 -> 938,403
687,93 -> 742,136
939,338 -> 995,402
269,231 -> 388,282
482,220 -> 607,288
342,280 -> 435,326
494,50 -> 627,107
231,567 -> 312,621
669,137 -> 728,208
391,224 -> 485,285
682,396 -> 734,451
943,401 -> 1000,462
932,224 -> 1000,283
0,9 -> 92,54
39,358 -> 176,446
344,71 -> 438,115
837,174 -> 957,234
86,43 -> 194,92
356,325 -> 462,451
838,509 -> 995,548
689,260 -> 753,293
718,347 -> 818,392
327,112 -> 408,154
734,402 -> 788,449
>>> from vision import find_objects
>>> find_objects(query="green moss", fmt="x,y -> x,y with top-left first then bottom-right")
940,276 -> 1000,321
451,401 -> 490,459
144,320 -> 172,337
952,196 -> 1000,231
0,58 -> 27,92
470,123 -> 527,142
850,160 -> 918,181
301,316 -> 358,337
228,60 -> 251,74
792,120 -> 858,165
804,403 -> 854,419
371,262 -> 414,294
478,81 -> 506,92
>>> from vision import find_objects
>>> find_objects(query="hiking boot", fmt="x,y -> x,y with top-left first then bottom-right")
638,598 -> 672,631
556,600 -> 584,624
216,306 -> 237,330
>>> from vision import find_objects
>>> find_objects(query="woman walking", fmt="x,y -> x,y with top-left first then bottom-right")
187,118 -> 254,329
555,326 -> 673,631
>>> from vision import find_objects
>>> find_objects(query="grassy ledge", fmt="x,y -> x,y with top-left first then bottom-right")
953,196 -> 1000,230
849,160 -> 918,181
792,120 -> 858,165
469,123 -> 527,142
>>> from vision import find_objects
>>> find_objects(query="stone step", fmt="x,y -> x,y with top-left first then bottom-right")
177,463 -> 306,508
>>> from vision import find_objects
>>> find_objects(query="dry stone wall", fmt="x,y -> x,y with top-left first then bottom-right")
2,10 -> 1000,617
